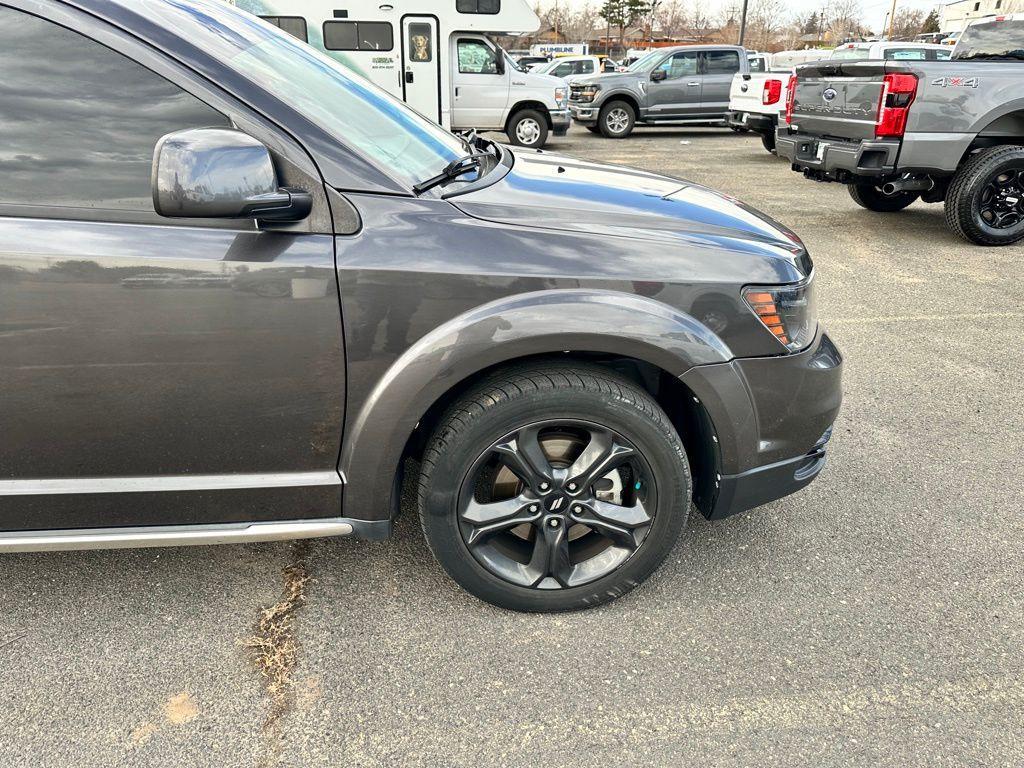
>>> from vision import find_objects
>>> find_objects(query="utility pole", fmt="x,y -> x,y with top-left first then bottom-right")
738,0 -> 749,46
886,0 -> 898,39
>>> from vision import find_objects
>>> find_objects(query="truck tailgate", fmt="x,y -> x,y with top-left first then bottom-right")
790,61 -> 888,141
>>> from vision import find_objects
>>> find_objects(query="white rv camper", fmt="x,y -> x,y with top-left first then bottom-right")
234,0 -> 571,147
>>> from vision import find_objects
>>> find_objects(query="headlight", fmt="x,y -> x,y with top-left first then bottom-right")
578,85 -> 601,102
554,86 -> 567,106
743,279 -> 817,352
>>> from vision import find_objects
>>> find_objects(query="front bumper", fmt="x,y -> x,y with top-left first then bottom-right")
551,108 -> 571,136
727,110 -> 776,134
569,103 -> 599,124
776,127 -> 900,182
680,328 -> 843,519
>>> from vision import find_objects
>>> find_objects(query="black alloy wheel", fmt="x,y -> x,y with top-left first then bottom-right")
418,362 -> 691,612
946,145 -> 1024,246
457,420 -> 656,590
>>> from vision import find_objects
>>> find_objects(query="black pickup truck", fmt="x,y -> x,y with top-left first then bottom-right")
777,15 -> 1024,246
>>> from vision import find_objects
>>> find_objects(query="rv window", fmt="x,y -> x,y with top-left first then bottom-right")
457,39 -> 499,74
408,22 -> 432,62
323,21 -> 393,51
456,0 -> 501,14
260,16 -> 308,43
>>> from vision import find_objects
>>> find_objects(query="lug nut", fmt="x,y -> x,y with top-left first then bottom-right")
547,518 -> 560,528
567,482 -> 577,491
529,504 -> 539,513
573,505 -> 582,514
539,481 -> 550,491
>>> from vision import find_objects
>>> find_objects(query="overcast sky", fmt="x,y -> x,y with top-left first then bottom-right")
546,0 -> 944,33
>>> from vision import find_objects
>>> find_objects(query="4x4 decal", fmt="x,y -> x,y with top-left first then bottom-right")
931,76 -> 980,88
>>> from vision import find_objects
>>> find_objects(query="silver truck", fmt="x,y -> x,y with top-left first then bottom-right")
568,45 -> 748,138
777,14 -> 1024,245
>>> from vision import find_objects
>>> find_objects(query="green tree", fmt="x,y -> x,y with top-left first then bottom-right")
921,9 -> 940,34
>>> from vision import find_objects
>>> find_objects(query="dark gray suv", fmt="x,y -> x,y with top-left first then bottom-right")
0,0 -> 842,612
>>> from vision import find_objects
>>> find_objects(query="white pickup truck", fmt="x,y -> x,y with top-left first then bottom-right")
727,49 -> 830,153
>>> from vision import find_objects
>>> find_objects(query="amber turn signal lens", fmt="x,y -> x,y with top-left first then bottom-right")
742,281 -> 817,352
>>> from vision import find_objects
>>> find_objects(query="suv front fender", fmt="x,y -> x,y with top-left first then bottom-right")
339,289 -> 732,521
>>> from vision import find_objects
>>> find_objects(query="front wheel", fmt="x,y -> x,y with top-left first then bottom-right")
848,182 -> 918,212
418,363 -> 691,612
598,100 -> 635,139
506,109 -> 548,149
945,145 -> 1024,246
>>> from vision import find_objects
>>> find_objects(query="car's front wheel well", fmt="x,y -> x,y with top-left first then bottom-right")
394,352 -> 720,520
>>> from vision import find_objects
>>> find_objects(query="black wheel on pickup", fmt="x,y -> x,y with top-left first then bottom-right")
760,132 -> 776,153
848,182 -> 918,212
417,362 -> 691,612
598,100 -> 635,138
945,145 -> 1024,246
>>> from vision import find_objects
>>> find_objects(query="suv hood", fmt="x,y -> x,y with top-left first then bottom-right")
451,148 -> 808,270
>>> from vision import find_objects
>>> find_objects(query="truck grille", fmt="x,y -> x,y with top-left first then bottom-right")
569,84 -> 586,101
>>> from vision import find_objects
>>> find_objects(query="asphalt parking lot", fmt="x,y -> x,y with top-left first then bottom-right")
2,126 -> 1022,767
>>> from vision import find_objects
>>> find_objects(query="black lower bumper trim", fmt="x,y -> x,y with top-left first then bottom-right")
707,447 -> 828,520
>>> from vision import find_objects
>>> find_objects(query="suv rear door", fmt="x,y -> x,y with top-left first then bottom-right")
699,48 -> 743,116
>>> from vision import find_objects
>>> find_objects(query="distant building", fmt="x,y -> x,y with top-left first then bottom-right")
941,0 -> 1022,33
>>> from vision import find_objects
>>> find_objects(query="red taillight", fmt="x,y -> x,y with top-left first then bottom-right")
785,74 -> 797,124
762,78 -> 782,105
875,72 -> 918,138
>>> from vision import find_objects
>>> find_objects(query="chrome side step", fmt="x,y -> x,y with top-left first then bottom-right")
0,518 -> 354,553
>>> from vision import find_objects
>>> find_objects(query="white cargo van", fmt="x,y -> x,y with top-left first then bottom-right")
236,0 -> 570,147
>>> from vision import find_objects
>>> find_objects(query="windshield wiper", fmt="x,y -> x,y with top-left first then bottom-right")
413,151 -> 492,195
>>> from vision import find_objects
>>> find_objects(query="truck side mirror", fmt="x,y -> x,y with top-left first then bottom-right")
152,128 -> 311,222
650,69 -> 667,82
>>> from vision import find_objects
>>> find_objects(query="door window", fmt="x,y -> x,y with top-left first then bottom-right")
576,60 -> 595,74
0,7 -> 229,212
323,21 -> 393,51
259,16 -> 308,43
551,61 -> 573,77
458,39 -> 499,74
657,51 -> 698,79
704,50 -> 741,74
408,22 -> 433,62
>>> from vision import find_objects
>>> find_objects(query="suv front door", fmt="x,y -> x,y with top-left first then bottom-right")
0,4 -> 345,532
645,50 -> 701,118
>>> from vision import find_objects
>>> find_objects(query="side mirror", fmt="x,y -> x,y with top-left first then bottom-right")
152,128 -> 311,222
650,69 -> 667,82
495,52 -> 505,75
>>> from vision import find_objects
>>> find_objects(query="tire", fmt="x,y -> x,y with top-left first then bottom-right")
944,145 -> 1024,246
586,125 -> 601,134
506,109 -> 548,149
848,182 -> 918,212
598,100 -> 635,138
760,132 -> 776,153
418,362 -> 691,613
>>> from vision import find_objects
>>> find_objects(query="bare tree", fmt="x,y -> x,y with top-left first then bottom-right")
889,7 -> 924,40
824,0 -> 863,42
689,0 -> 715,42
748,0 -> 787,50
655,0 -> 688,37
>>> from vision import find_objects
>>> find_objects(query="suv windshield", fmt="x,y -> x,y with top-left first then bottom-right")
953,18 -> 1024,60
144,0 -> 465,188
